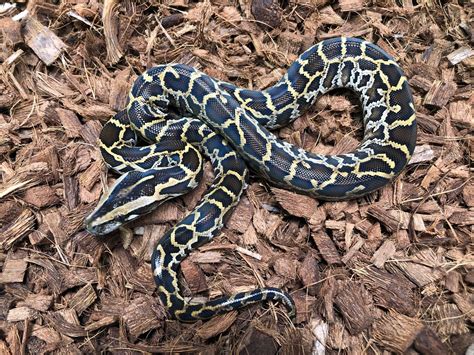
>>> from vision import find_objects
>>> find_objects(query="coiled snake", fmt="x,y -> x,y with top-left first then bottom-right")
85,37 -> 416,322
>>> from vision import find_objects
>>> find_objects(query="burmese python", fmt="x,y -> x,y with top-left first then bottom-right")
85,37 -> 416,322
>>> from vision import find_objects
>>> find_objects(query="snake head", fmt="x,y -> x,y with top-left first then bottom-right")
84,168 -> 194,235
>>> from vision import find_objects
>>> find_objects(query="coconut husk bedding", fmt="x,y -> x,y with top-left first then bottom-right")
0,0 -> 472,353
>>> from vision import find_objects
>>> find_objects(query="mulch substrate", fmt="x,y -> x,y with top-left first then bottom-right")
0,0 -> 473,354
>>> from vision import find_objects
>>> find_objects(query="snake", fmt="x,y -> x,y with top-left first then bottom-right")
84,37 -> 417,322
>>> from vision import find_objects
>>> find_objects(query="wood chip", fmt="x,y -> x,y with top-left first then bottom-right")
130,224 -> 167,261
84,315 -> 118,332
452,293 -> 474,323
431,304 -> 468,336
42,208 -> 68,245
0,18 -> 22,47
141,201 -> 180,225
464,270 -> 474,286
339,0 -> 365,12
227,196 -> 254,233
122,296 -> 164,339
62,100 -> 115,122
325,220 -> 346,231
251,0 -> 282,29
446,46 -> 474,65
292,290 -> 317,324
109,68 -> 133,111
449,101 -> 473,129
0,258 -> 27,283
410,75 -> 434,92
298,254 -> 321,296
273,257 -> 298,279
103,0 -> 123,64
68,283 -> 97,315
18,294 -> 53,312
319,6 -> 345,25
372,310 -> 424,352
196,311 -> 237,340
423,80 -> 457,108
271,187 -> 318,219
370,240 -> 396,268
449,211 -> 474,226
413,327 -> 450,355
0,200 -> 23,225
237,327 -> 279,354
181,259 -> 208,293
391,255 -> 444,287
409,144 -> 435,164
335,281 -> 375,335
445,271 -> 461,293
0,340 -> 11,355
7,306 -> 37,322
80,120 -> 103,144
189,251 -> 223,264
241,223 -> 258,245
30,324 -> 66,351
46,309 -> 86,338
127,262 -> 156,293
78,162 -> 102,191
341,236 -> 364,264
22,16 -> 66,65
56,108 -> 83,138
312,230 -> 342,265
367,206 -> 426,232
252,207 -> 282,239
0,209 -> 36,250
359,267 -> 416,316
23,185 -> 60,208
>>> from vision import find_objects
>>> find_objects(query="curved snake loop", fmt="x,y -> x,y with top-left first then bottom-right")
85,37 -> 417,321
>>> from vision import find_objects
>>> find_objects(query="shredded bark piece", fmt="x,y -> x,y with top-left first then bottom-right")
335,281 -> 375,335
102,0 -> 123,64
371,310 -> 424,353
196,311 -> 238,339
0,259 -> 27,283
21,16 -> 66,65
0,209 -> 35,250
251,0 -> 282,29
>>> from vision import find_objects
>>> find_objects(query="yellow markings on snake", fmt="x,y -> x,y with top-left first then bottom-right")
142,72 -> 154,83
390,112 -> 416,129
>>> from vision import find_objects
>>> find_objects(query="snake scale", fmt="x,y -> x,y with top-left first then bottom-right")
85,37 -> 417,322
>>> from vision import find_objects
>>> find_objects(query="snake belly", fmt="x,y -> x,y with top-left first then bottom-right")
85,37 -> 416,322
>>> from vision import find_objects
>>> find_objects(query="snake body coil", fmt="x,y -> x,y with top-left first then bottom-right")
85,37 -> 416,322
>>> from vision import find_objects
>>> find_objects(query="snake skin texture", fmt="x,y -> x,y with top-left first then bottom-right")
85,37 -> 417,322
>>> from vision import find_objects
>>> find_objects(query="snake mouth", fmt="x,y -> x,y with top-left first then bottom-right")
84,213 -> 123,236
